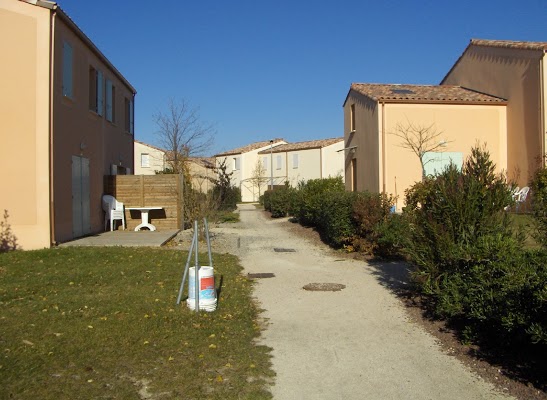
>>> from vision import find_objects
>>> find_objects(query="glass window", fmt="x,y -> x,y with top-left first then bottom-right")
62,41 -> 73,98
141,154 -> 150,168
276,155 -> 282,170
292,153 -> 299,169
106,79 -> 115,122
233,157 -> 240,170
89,67 -> 104,115
262,157 -> 268,169
423,152 -> 463,176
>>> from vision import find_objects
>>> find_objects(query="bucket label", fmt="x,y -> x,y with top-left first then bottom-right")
201,276 -> 214,291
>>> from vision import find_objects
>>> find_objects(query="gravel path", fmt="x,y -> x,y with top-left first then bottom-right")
198,204 -> 514,399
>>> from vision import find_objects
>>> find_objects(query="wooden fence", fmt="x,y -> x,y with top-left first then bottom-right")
104,175 -> 183,230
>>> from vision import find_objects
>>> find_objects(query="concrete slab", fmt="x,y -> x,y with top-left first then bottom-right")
58,229 -> 179,247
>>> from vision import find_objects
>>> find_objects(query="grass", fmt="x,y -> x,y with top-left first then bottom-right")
214,211 -> 240,224
0,247 -> 273,399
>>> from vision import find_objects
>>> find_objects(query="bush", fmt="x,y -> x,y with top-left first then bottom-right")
351,191 -> 395,255
373,213 -> 410,259
530,164 -> 547,248
316,191 -> 356,248
268,186 -> 297,218
294,177 -> 345,226
403,145 -> 547,349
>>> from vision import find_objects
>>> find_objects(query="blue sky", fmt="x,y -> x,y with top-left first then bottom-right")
60,0 -> 546,156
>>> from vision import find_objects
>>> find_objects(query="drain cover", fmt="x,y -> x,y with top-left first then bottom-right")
274,248 -> 296,253
247,273 -> 275,279
303,283 -> 346,292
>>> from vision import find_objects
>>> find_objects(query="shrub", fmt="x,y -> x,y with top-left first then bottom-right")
373,213 -> 410,259
351,191 -> 395,255
268,185 -> 297,218
403,145 -> 547,349
262,190 -> 272,211
0,210 -> 17,252
404,146 -> 516,293
316,191 -> 356,248
530,164 -> 547,248
295,177 -> 345,226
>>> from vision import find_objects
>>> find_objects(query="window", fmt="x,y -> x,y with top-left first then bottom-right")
292,153 -> 299,169
423,152 -> 463,176
106,79 -> 115,122
125,97 -> 134,133
141,154 -> 150,168
262,156 -> 268,169
89,66 -> 104,115
276,155 -> 282,170
62,41 -> 73,98
350,104 -> 356,132
233,157 -> 240,170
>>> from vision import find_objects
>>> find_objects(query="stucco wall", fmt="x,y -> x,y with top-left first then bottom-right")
383,103 -> 507,209
134,142 -> 165,175
321,142 -> 345,180
52,16 -> 135,243
0,1 -> 52,249
443,44 -> 544,186
344,92 -> 380,192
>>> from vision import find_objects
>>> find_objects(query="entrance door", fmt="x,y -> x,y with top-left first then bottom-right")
72,155 -> 91,237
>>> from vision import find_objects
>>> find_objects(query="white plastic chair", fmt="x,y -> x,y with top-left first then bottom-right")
102,195 -> 125,231
515,186 -> 530,212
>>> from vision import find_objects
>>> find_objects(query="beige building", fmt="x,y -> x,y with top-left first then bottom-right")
442,39 -> 547,186
134,140 -> 166,175
215,139 -> 287,202
344,84 -> 507,208
0,0 -> 136,249
134,140 -> 215,192
257,138 -> 344,189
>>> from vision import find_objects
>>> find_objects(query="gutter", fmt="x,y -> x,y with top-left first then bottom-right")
381,101 -> 386,193
48,5 -> 56,245
540,54 -> 546,167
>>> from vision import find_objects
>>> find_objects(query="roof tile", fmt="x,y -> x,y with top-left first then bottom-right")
215,138 -> 285,156
350,83 -> 506,103
257,138 -> 343,154
470,39 -> 547,52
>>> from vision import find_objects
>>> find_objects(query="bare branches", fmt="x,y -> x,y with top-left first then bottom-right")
154,98 -> 215,174
248,159 -> 269,199
390,120 -> 451,179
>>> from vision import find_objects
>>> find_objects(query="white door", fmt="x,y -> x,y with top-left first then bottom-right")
72,156 -> 91,237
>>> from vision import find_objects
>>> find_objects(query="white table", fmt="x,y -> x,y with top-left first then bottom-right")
126,206 -> 163,231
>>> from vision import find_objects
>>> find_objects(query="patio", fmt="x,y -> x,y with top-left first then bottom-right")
59,229 -> 180,247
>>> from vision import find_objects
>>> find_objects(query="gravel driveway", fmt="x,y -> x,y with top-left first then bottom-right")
206,204 -> 513,399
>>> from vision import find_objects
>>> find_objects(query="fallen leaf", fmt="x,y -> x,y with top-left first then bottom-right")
22,340 -> 34,346
209,344 -> 217,349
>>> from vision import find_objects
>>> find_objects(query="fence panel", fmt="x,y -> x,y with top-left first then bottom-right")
104,175 -> 182,230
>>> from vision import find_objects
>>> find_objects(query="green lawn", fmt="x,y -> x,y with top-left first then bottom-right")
0,247 -> 273,399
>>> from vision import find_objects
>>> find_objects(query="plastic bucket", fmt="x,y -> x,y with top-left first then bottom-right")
187,266 -> 217,312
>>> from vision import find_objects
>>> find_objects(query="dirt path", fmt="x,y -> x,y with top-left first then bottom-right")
211,204 -> 513,399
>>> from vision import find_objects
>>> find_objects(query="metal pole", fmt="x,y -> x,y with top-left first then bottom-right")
176,231 -> 196,305
270,139 -> 274,190
194,220 -> 200,312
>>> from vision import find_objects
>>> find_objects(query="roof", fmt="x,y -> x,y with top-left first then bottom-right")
188,157 -> 215,169
134,140 -> 166,153
470,38 -> 547,52
215,138 -> 285,157
257,138 -> 343,154
20,0 -> 136,94
348,83 -> 506,104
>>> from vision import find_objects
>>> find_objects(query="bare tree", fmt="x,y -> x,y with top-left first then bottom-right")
390,121 -> 450,180
154,98 -> 215,174
248,159 -> 269,200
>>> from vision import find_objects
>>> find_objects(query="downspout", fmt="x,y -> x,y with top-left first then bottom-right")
48,7 -> 57,245
540,54 -> 546,167
381,101 -> 386,193
319,147 -> 323,179
285,152 -> 288,182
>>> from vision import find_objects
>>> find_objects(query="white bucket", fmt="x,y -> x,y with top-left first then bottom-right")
187,266 -> 217,312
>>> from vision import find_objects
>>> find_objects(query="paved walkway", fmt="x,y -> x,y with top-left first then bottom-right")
233,204 -> 511,400
58,229 -> 179,247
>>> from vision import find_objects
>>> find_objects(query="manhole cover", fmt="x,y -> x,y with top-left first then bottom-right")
247,273 -> 276,279
303,283 -> 346,292
273,248 -> 296,253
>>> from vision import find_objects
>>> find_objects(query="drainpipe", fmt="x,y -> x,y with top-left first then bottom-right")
319,147 -> 323,179
381,101 -> 386,193
48,7 -> 57,245
540,54 -> 546,167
